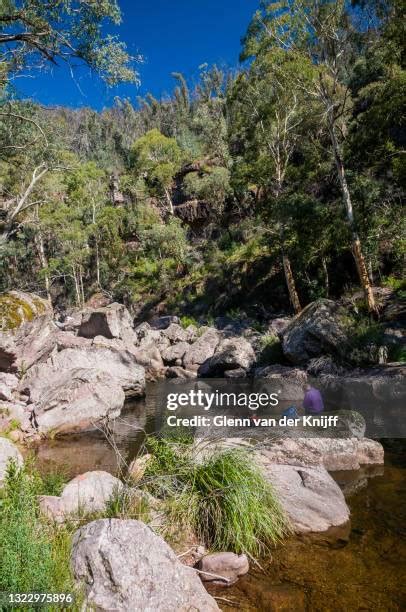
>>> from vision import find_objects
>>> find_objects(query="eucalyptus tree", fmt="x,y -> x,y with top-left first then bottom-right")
0,0 -> 139,250
131,129 -> 183,215
242,0 -> 378,312
229,49 -> 317,313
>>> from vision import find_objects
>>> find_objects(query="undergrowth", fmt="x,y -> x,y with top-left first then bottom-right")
0,461 -> 79,605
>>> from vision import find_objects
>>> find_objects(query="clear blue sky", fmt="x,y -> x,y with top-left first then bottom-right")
17,0 -> 259,110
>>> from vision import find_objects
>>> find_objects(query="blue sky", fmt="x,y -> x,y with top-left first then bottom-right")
17,0 -> 259,110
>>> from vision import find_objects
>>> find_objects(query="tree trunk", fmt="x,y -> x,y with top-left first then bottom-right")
95,241 -> 101,286
328,124 -> 377,312
35,229 -> 51,303
283,254 -> 302,314
322,257 -> 329,297
72,266 -> 81,307
164,187 -> 174,215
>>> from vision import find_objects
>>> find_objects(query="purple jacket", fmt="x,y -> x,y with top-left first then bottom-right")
303,387 -> 324,414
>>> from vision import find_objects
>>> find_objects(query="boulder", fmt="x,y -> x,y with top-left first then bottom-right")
61,471 -> 124,515
78,303 -> 134,341
166,366 -> 197,379
281,299 -> 349,365
0,291 -> 52,332
263,463 -> 350,533
22,367 -> 125,435
197,552 -> 249,586
267,317 -> 292,336
71,519 -> 220,611
0,372 -> 18,401
257,437 -> 383,471
356,438 -> 385,466
0,315 -> 58,373
149,315 -> 180,330
202,337 -> 256,376
22,346 -> 145,399
254,364 -> 307,400
0,437 -> 23,486
161,342 -> 190,365
183,328 -> 221,372
134,323 -> 170,352
162,323 -> 189,344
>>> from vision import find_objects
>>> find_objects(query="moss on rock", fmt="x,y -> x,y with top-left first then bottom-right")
0,291 -> 51,332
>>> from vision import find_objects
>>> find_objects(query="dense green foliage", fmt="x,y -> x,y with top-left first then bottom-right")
142,437 -> 288,555
0,1 -> 404,316
0,461 -> 77,602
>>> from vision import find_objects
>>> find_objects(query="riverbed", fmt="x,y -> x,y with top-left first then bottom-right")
32,389 -> 406,612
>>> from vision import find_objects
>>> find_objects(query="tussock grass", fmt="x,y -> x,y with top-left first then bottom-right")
141,437 -> 289,556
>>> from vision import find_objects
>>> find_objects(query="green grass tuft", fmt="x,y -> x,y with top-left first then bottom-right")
141,437 -> 289,556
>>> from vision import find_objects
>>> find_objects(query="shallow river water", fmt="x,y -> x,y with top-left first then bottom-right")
32,386 -> 406,612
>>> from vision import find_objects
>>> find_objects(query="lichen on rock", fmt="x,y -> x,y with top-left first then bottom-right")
0,291 -> 51,332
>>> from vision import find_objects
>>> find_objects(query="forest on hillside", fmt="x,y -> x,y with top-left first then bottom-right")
0,0 -> 404,319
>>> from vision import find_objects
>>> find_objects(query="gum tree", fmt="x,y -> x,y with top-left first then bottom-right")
242,0 -> 378,312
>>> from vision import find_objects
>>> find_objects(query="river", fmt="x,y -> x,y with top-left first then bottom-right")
32,386 -> 406,612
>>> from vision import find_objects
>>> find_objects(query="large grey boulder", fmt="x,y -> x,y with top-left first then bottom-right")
281,299 -> 349,365
0,315 -> 58,373
71,519 -> 220,611
263,463 -> 350,533
183,328 -> 221,371
61,471 -> 124,515
161,323 -> 189,344
258,437 -> 383,471
22,346 -> 145,399
161,341 -> 190,365
22,367 -> 125,435
0,437 -> 23,486
0,291 -> 52,332
202,337 -> 256,376
78,303 -> 134,341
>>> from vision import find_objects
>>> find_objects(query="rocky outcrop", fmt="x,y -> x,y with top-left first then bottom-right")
0,291 -> 52,332
78,303 -> 135,341
197,552 -> 249,586
21,367 -> 125,435
201,337 -> 256,376
263,463 -> 350,533
0,437 -> 23,486
71,519 -> 220,611
22,346 -> 145,399
183,328 -> 221,371
0,315 -> 58,373
282,299 -> 349,365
